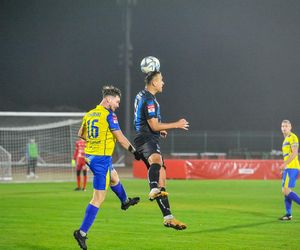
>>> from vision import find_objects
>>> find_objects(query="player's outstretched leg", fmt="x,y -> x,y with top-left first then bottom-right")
280,191 -> 300,220
279,196 -> 292,220
121,197 -> 140,210
148,163 -> 162,198
287,191 -> 300,205
155,187 -> 187,230
110,182 -> 140,210
74,202 -> 100,249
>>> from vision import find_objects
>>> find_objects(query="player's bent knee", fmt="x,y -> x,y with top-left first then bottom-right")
148,153 -> 163,166
91,190 -> 106,207
110,180 -> 118,186
283,188 -> 291,196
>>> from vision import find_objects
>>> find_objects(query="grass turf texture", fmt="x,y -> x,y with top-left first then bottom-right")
0,179 -> 299,250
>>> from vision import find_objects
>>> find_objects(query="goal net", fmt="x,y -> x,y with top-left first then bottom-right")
0,146 -> 12,181
0,112 -> 125,182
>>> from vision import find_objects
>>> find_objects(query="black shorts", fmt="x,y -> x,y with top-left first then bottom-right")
136,140 -> 161,160
135,140 -> 166,169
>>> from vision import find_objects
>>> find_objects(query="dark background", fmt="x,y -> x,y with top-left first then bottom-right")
1,0 -> 300,131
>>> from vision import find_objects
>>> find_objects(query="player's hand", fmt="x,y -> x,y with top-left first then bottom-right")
133,151 -> 142,161
176,119 -> 189,130
279,164 -> 286,174
160,130 -> 168,138
71,159 -> 76,167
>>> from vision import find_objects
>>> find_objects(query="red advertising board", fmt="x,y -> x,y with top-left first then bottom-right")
133,159 -> 283,180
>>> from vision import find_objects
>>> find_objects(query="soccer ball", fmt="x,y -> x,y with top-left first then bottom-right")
140,56 -> 160,74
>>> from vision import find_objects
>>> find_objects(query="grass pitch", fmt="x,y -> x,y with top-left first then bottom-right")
0,179 -> 299,250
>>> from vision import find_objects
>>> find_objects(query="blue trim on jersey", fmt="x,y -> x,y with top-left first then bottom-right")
283,153 -> 289,157
283,142 -> 290,146
282,169 -> 299,188
107,111 -> 120,131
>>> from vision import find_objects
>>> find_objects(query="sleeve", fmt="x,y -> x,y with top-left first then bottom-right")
144,98 -> 158,120
107,112 -> 120,131
291,135 -> 299,147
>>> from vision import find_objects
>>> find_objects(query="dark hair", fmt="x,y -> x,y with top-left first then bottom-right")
102,85 -> 122,98
144,71 -> 161,85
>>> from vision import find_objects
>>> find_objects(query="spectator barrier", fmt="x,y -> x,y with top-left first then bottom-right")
133,159 -> 283,179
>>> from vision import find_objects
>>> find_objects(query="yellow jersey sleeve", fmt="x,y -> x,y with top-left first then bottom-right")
289,133 -> 299,148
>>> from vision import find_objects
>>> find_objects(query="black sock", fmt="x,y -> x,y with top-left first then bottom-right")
156,188 -> 171,216
148,163 -> 161,189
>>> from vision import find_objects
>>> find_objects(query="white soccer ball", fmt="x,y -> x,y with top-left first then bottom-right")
140,56 -> 160,74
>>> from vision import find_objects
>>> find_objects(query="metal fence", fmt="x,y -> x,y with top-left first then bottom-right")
150,130 -> 286,159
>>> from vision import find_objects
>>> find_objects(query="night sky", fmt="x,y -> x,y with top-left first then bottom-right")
1,0 -> 300,131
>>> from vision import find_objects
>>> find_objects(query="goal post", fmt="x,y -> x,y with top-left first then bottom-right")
0,146 -> 12,181
0,112 -> 125,182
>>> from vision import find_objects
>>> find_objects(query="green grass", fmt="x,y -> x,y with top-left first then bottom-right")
0,179 -> 300,250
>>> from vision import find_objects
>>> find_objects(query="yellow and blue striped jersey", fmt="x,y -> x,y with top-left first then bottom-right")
81,105 -> 120,156
282,132 -> 300,169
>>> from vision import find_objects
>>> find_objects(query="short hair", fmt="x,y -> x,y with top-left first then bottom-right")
102,85 -> 121,98
282,119 -> 291,125
144,71 -> 161,85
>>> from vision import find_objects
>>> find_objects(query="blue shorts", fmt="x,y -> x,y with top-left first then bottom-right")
282,169 -> 299,188
85,155 -> 113,190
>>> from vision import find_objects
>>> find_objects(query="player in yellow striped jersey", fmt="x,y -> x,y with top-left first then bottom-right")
279,120 -> 300,220
73,85 -> 141,250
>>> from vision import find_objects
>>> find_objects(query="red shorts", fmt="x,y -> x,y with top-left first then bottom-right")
76,158 -> 87,170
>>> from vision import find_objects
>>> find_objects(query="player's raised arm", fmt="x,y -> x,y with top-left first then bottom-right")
147,117 -> 189,131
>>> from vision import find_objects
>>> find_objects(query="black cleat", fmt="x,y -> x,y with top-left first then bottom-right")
279,214 -> 292,220
74,187 -> 81,191
73,230 -> 88,250
121,197 -> 140,210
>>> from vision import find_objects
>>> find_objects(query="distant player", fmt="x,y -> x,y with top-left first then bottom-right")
133,71 -> 189,230
279,120 -> 300,220
26,138 -> 39,178
72,138 -> 88,191
73,85 -> 141,250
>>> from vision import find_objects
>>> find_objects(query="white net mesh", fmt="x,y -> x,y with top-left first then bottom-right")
0,146 -> 12,181
0,112 -> 126,182
0,119 -> 81,182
